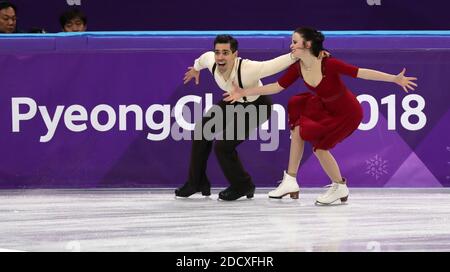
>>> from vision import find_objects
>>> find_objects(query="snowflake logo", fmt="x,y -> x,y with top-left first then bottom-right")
366,154 -> 388,180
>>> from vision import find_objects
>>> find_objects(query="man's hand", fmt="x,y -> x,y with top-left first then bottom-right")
319,50 -> 331,58
183,66 -> 200,85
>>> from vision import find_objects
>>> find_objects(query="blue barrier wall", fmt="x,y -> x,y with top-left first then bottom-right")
1,32 -> 449,188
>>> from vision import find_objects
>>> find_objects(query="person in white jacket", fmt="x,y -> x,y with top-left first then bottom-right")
175,34 -> 296,201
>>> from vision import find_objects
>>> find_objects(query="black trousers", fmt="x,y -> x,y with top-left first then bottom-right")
186,95 -> 272,191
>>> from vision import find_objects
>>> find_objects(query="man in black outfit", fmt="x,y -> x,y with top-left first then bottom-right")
176,35 -> 295,201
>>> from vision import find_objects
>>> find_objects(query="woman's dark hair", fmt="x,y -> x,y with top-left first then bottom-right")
294,27 -> 325,57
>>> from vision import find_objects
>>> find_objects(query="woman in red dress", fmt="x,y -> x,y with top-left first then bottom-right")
224,27 -> 417,205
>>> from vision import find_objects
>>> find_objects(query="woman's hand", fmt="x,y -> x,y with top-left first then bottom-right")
223,82 -> 245,104
394,68 -> 418,93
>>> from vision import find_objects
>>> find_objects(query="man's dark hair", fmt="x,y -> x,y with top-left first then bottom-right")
0,1 -> 17,13
214,35 -> 238,53
59,8 -> 87,28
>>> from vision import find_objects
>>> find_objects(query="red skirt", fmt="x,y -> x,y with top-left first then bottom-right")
288,90 -> 363,150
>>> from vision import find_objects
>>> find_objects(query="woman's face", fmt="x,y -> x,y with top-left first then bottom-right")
290,32 -> 311,58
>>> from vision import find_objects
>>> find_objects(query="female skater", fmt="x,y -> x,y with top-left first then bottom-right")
224,27 -> 417,205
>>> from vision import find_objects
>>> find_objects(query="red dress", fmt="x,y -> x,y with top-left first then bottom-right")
278,57 -> 363,150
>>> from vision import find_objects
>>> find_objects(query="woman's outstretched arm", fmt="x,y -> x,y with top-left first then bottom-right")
357,68 -> 418,93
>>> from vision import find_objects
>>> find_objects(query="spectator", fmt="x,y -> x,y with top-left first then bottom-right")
0,1 -> 18,33
59,8 -> 87,32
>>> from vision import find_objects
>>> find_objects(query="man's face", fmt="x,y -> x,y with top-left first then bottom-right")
0,7 -> 17,33
63,18 -> 87,32
214,43 -> 237,74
